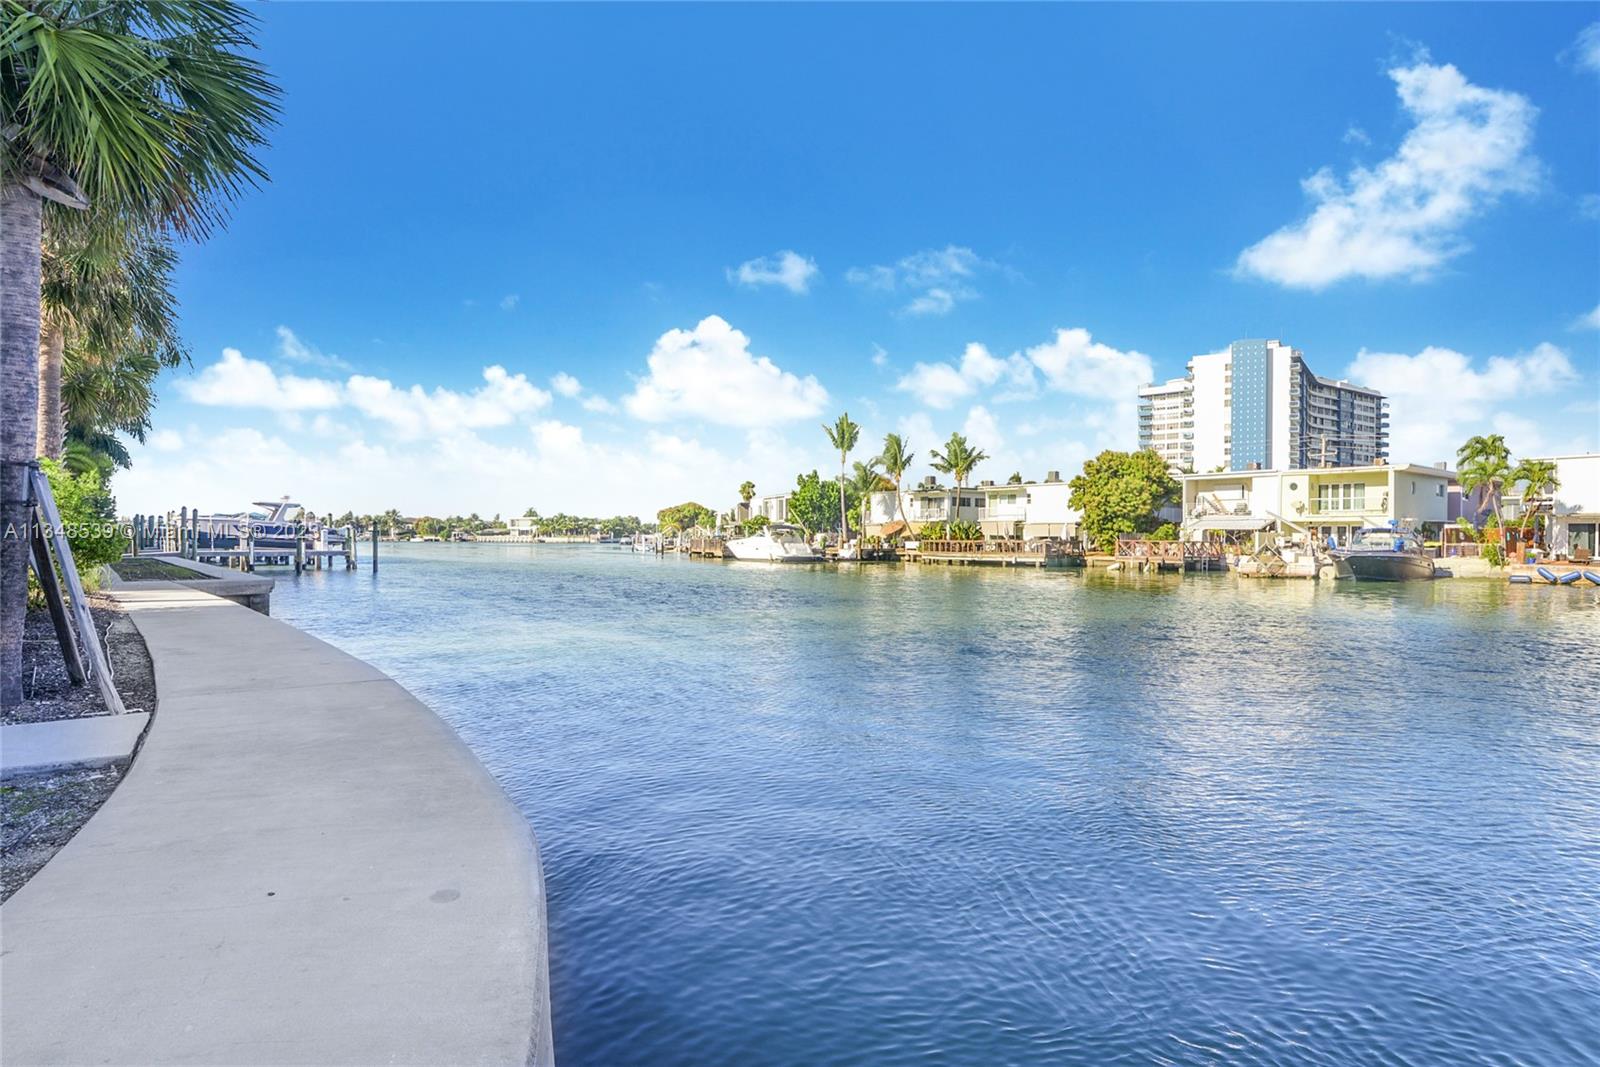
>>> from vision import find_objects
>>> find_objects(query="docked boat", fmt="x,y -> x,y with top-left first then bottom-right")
1333,525 -> 1436,581
194,498 -> 344,552
725,524 -> 823,563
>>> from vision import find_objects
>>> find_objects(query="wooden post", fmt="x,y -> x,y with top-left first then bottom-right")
245,523 -> 255,572
295,527 -> 305,573
189,507 -> 198,559
346,525 -> 356,570
371,524 -> 379,573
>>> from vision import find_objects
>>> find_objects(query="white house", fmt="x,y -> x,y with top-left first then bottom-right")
1507,453 -> 1600,560
751,493 -> 791,524
1180,463 -> 1455,546
861,473 -> 1080,539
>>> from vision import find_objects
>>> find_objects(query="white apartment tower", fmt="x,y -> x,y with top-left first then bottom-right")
1138,339 -> 1388,472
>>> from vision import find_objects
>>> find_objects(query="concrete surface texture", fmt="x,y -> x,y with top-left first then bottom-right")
0,713 -> 150,778
0,584 -> 553,1066
104,555 -> 276,613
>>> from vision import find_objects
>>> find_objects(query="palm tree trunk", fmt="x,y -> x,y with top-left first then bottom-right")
838,457 -> 847,544
35,324 -> 65,461
2,184 -> 44,709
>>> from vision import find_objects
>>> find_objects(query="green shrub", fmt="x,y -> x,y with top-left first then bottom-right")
1483,541 -> 1504,567
40,459 -> 127,579
947,520 -> 983,541
918,521 -> 947,540
1150,522 -> 1179,541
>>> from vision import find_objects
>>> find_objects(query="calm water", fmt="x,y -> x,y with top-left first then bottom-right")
272,544 -> 1600,1066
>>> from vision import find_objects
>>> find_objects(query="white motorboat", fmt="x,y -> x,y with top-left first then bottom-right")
725,524 -> 823,563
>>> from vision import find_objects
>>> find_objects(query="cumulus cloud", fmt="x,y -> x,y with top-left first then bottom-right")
581,394 -> 619,414
895,342 -> 1035,409
623,315 -> 828,427
728,250 -> 819,294
147,428 -> 183,452
1024,328 -> 1154,401
846,245 -> 997,316
179,346 -> 551,438
1575,303 -> 1600,330
500,294 -> 520,311
345,366 -> 551,438
179,348 -> 343,411
1236,57 -> 1538,289
962,405 -> 1005,456
276,326 -> 352,371
550,372 -> 583,397
1346,341 -> 1580,464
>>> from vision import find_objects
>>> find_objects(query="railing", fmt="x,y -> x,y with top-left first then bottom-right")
1115,537 -> 1227,564
917,539 -> 1073,560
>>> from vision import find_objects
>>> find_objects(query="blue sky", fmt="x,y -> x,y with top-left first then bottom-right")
121,4 -> 1600,518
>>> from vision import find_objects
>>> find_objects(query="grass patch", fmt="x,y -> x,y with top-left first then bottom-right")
110,558 -> 217,581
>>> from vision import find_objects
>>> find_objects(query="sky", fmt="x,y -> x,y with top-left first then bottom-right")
118,3 -> 1600,520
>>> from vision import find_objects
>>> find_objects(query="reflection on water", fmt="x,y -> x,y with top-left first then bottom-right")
273,545 -> 1600,1067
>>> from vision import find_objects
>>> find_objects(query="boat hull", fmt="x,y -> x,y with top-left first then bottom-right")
1339,552 -> 1436,581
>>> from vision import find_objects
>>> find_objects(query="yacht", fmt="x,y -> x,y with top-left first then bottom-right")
725,524 -> 823,563
194,498 -> 344,552
1333,525 -> 1436,581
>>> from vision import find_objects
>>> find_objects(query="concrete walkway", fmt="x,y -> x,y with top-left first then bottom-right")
0,585 -> 553,1066
0,713 -> 150,778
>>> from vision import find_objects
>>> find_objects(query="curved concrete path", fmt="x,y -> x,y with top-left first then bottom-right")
1,585 -> 553,1066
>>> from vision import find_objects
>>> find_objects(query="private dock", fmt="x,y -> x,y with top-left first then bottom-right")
912,538 -> 1084,568
130,508 -> 370,573
1113,538 -> 1228,572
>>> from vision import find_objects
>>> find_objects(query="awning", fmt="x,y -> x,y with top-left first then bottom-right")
1185,515 -> 1274,531
880,520 -> 909,537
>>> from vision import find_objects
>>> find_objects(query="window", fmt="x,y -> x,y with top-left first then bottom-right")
1316,482 -> 1366,512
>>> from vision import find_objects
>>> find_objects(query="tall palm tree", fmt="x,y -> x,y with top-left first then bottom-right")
1456,434 -> 1512,528
930,432 -> 990,535
876,432 -> 915,539
1,1 -> 276,704
1510,457 -> 1559,543
739,480 -> 755,506
39,214 -> 185,459
822,412 -> 860,543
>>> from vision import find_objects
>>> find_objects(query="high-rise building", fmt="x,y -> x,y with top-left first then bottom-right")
1137,339 -> 1387,472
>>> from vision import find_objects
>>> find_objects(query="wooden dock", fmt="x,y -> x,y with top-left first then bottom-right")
129,508 -> 366,573
913,539 -> 1083,568
1113,538 -> 1228,572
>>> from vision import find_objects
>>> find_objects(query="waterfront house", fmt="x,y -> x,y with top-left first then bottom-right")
752,493 -> 792,524
1504,453 -> 1600,560
861,477 -> 982,537
974,473 -> 1080,539
1180,463 -> 1455,547
860,473 -> 1082,540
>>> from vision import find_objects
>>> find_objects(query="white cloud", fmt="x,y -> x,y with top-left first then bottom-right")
580,394 -> 619,414
1236,57 -> 1538,289
1346,341 -> 1579,464
895,342 -> 1035,409
623,315 -> 828,427
500,294 -> 520,311
728,250 -> 819,294
147,428 -> 183,452
550,372 -> 583,397
846,245 -> 996,316
871,344 -> 888,367
532,419 -> 584,453
962,405 -> 1004,456
1343,125 -> 1371,146
1024,328 -> 1153,401
276,326 -> 352,371
1578,194 -> 1600,221
1575,303 -> 1600,330
345,366 -> 550,439
1566,22 -> 1600,73
179,348 -> 343,411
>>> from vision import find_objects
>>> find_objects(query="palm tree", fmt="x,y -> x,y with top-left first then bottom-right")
39,215 -> 185,460
2,1 -> 278,705
929,432 -> 990,537
823,412 -> 860,543
739,480 -> 755,507
1510,457 -> 1559,544
876,433 -> 915,540
1457,434 -> 1512,526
